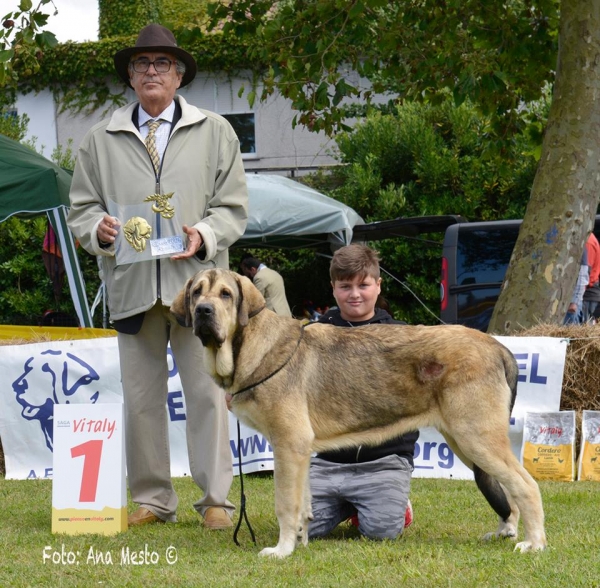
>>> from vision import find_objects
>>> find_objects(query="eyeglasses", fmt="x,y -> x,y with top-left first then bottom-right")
131,58 -> 175,74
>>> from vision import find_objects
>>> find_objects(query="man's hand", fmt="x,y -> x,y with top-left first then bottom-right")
171,224 -> 203,259
98,215 -> 120,244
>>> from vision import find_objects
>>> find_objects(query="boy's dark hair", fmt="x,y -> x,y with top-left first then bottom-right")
240,255 -> 261,271
329,244 -> 381,282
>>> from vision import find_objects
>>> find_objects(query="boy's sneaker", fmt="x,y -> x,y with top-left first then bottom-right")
404,500 -> 413,529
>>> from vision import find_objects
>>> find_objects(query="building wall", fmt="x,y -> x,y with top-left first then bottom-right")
17,73 -> 341,175
14,89 -> 59,158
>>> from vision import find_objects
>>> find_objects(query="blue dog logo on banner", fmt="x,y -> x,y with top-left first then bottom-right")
12,349 -> 100,452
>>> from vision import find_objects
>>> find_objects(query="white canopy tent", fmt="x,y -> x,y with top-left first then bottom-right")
236,174 -> 363,250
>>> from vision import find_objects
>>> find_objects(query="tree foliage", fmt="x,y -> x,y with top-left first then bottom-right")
331,100 -> 539,223
0,109 -> 29,140
0,0 -> 58,95
0,216 -> 63,324
306,97 -> 537,324
206,0 -> 559,139
98,0 -> 214,38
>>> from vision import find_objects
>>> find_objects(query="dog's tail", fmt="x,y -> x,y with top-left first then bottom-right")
473,343 -> 519,521
502,344 -> 519,413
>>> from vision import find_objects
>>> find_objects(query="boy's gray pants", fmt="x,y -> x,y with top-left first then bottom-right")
308,454 -> 413,540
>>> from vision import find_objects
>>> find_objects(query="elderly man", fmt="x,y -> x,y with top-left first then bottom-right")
68,24 -> 248,529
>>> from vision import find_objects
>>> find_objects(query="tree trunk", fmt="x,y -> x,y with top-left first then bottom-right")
488,0 -> 600,334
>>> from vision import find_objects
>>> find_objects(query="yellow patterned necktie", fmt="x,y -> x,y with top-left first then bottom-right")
145,119 -> 163,172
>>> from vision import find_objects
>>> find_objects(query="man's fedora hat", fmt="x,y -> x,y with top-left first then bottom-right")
114,24 -> 197,89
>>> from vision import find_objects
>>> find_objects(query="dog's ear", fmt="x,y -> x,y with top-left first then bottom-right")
235,273 -> 250,327
171,276 -> 195,327
234,272 -> 266,327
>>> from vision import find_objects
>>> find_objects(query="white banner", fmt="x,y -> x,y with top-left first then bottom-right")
0,336 -> 566,481
0,337 -> 273,480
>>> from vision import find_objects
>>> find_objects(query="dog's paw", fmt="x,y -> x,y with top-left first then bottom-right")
483,520 -> 517,542
514,540 -> 546,553
258,545 -> 294,558
483,528 -> 517,541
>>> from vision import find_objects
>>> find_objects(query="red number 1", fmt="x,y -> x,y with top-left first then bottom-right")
70,440 -> 103,502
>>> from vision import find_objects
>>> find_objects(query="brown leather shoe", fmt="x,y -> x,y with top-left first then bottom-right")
203,507 -> 233,530
128,507 -> 164,527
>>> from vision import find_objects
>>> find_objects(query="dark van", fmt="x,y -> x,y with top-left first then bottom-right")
441,216 -> 600,331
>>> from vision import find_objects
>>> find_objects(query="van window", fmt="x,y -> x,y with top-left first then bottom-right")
456,227 -> 520,285
449,224 -> 521,330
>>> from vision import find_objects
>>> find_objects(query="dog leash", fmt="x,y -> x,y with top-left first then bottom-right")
231,323 -> 308,398
233,419 -> 257,547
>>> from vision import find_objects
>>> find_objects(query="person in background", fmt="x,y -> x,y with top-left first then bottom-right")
68,24 -> 248,529
582,232 -> 600,323
564,247 -> 589,324
41,225 -> 66,303
239,255 -> 292,316
308,244 -> 418,541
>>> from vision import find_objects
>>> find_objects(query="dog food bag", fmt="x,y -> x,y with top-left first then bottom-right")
578,410 -> 600,481
521,411 -> 576,481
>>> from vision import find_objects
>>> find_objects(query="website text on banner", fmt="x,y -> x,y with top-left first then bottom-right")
0,336 -> 566,480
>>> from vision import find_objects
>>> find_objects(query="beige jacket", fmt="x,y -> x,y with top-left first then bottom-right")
254,267 -> 292,316
68,96 -> 248,320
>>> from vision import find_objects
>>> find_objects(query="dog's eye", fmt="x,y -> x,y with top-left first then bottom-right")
221,289 -> 232,299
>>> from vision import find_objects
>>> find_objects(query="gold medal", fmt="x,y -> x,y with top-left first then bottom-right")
123,217 -> 152,252
144,192 -> 175,219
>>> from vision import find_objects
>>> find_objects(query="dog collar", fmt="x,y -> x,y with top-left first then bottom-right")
232,323 -> 306,397
248,305 -> 266,319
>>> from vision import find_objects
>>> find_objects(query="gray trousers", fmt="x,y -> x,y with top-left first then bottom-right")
582,299 -> 599,323
308,454 -> 412,540
117,302 -> 234,521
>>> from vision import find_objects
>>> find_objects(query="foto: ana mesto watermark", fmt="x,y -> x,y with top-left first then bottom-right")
42,544 -> 178,566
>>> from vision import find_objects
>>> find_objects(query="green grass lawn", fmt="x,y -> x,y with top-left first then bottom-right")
0,475 -> 598,587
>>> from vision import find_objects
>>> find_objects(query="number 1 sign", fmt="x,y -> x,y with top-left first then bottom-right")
52,403 -> 127,535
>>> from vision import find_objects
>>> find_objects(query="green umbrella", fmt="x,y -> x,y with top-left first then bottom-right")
0,134 -> 92,327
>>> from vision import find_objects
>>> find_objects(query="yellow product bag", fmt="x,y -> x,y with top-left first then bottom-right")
521,411 -> 576,481
578,410 -> 600,481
